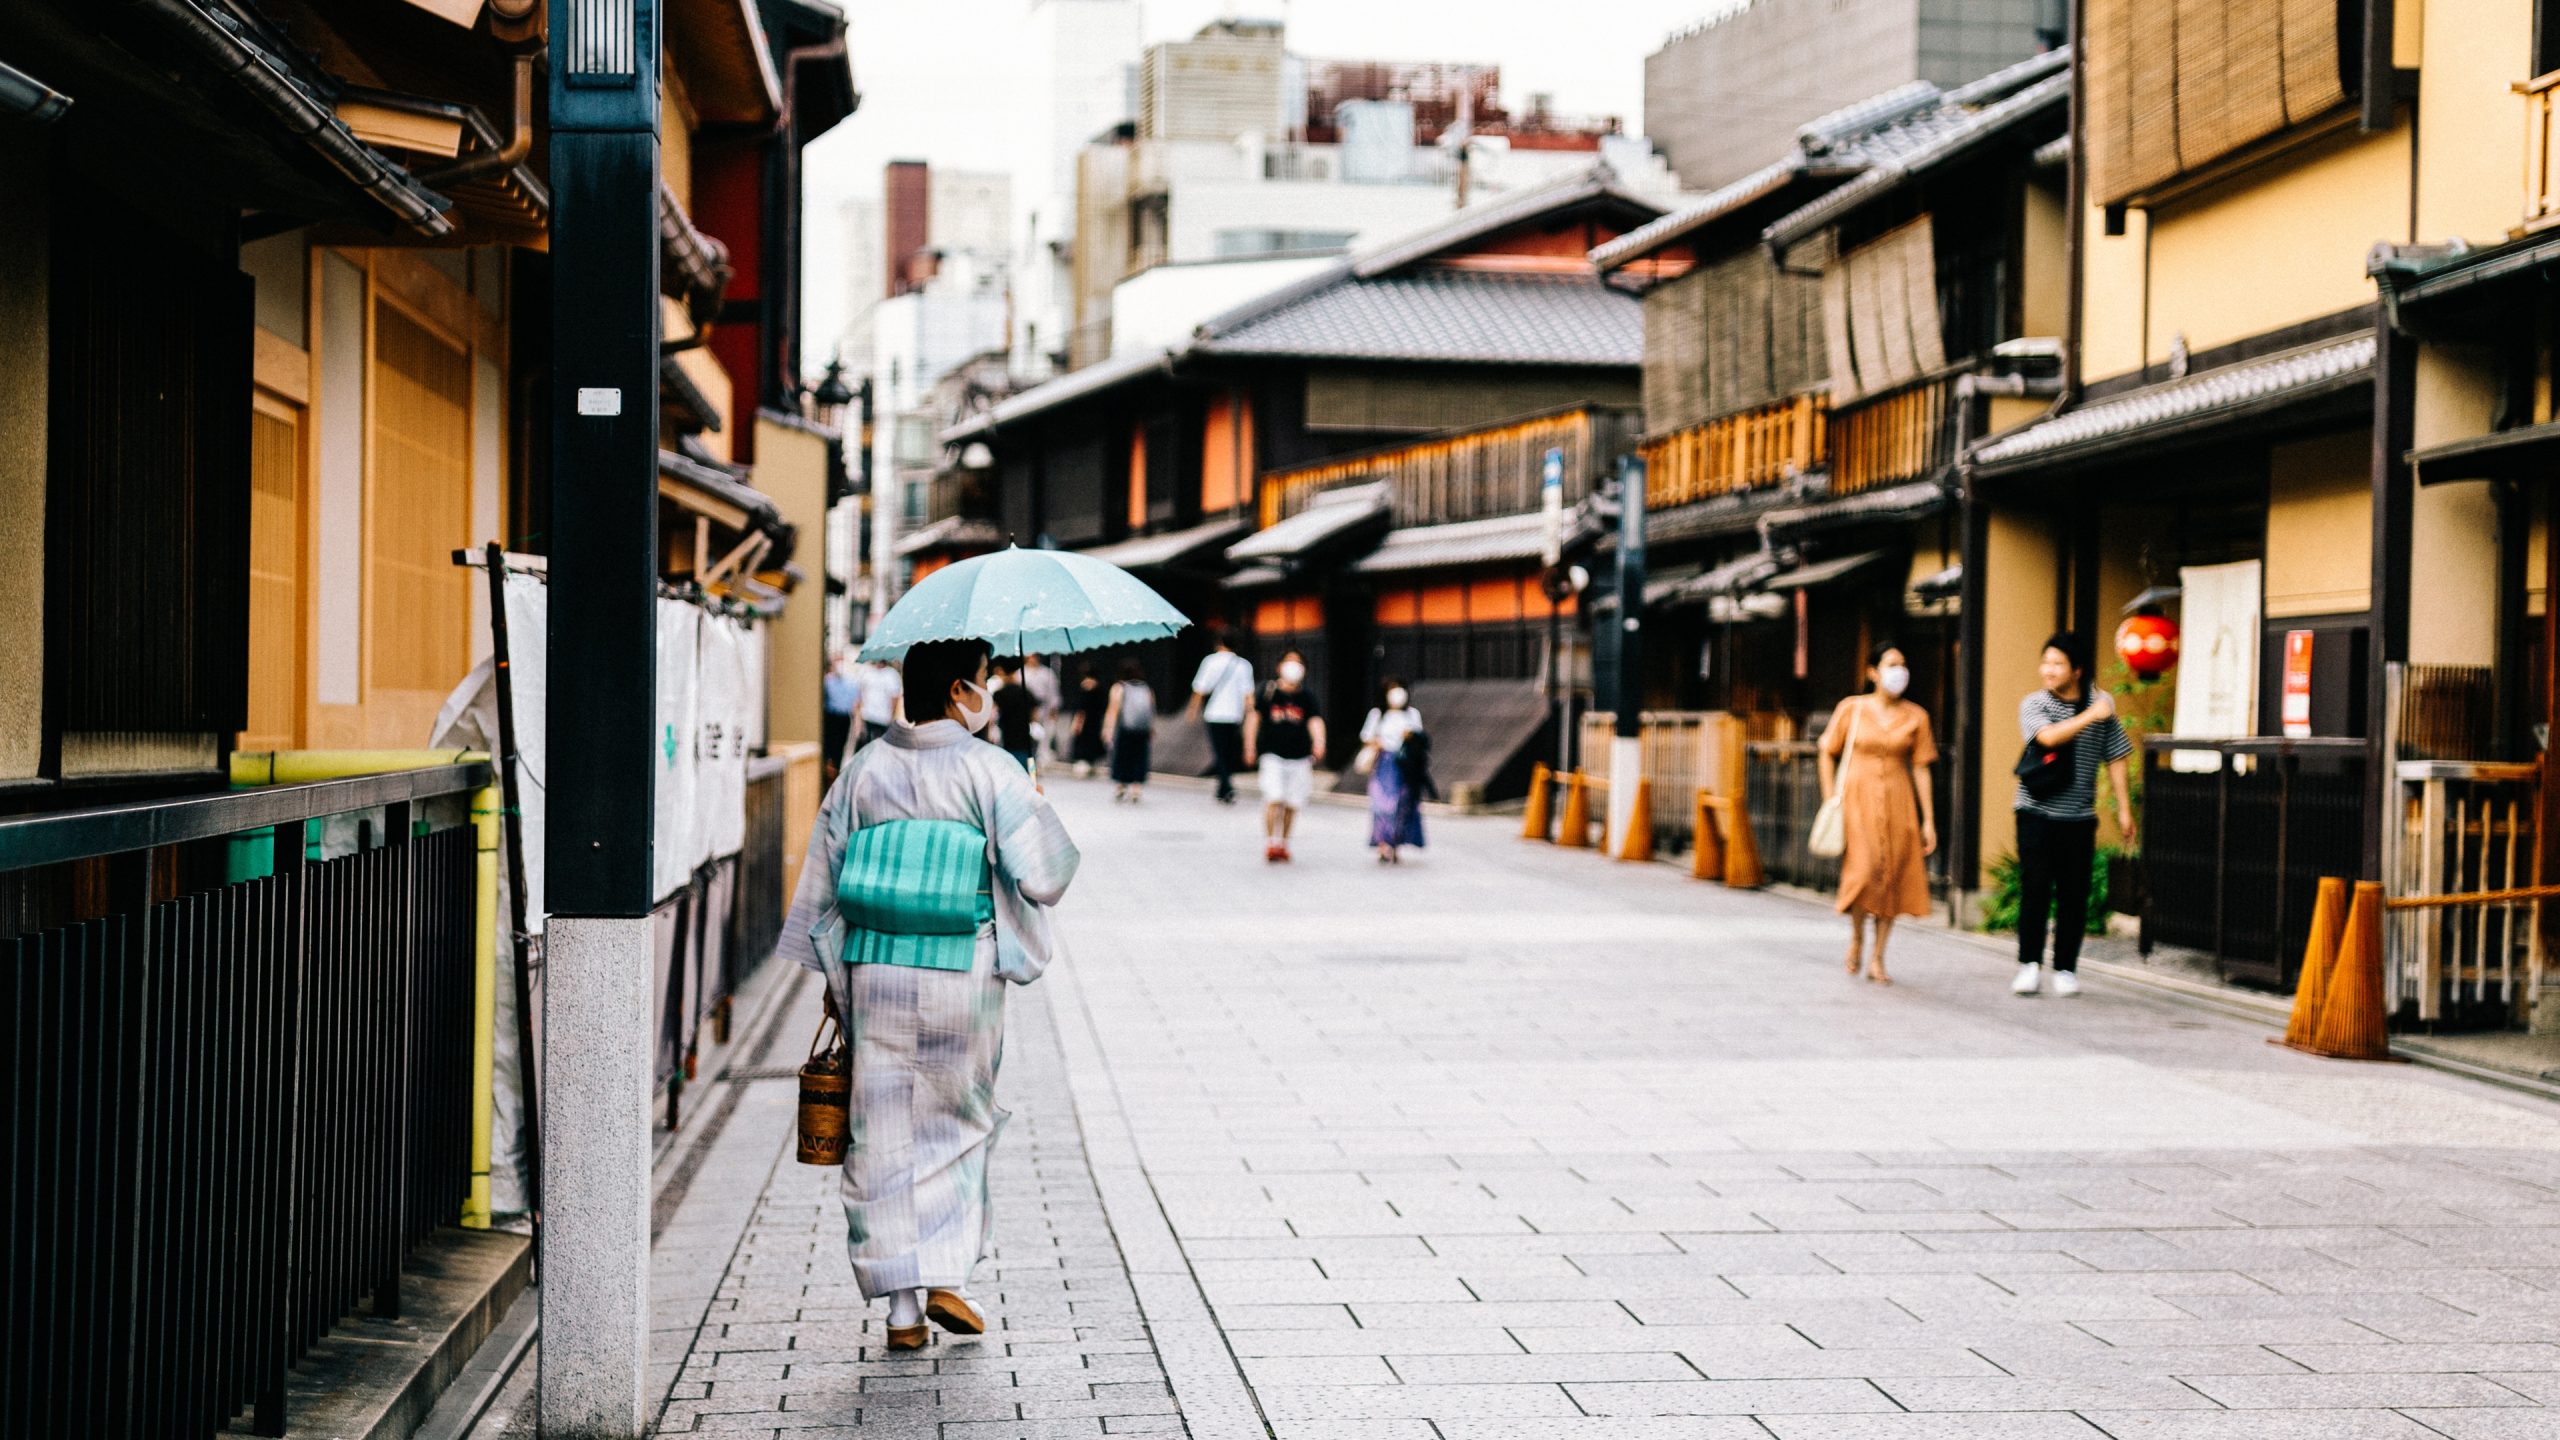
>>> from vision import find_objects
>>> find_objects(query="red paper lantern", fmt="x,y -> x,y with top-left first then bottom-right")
2115,610 -> 2181,678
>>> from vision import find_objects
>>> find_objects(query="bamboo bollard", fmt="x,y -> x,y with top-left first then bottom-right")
2308,880 -> 2391,1061
1521,762 -> 1552,841
1720,788 -> 1765,889
1557,770 -> 1593,849
2281,876 -> 2349,1053
1691,787 -> 1724,881
1617,778 -> 1655,863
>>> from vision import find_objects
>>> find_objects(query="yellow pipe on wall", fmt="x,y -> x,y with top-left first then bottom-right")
232,749 -> 500,1230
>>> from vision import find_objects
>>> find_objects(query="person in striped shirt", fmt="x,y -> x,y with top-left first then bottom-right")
2011,632 -> 2136,997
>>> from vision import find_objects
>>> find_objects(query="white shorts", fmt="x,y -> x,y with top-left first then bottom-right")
1258,755 -> 1314,809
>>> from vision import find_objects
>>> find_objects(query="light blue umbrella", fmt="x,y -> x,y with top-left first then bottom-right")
857,545 -> 1191,662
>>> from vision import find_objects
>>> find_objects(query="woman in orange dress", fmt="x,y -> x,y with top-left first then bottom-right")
1817,643 -> 1938,985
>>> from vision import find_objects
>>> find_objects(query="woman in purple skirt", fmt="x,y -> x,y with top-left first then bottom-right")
1357,679 -> 1427,863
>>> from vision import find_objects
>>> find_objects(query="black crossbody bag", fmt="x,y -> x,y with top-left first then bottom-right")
2013,691 -> 2089,802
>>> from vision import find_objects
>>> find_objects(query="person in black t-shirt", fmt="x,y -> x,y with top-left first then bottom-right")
1243,651 -> 1327,862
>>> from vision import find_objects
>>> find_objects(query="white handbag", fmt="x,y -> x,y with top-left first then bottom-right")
1807,702 -> 1861,859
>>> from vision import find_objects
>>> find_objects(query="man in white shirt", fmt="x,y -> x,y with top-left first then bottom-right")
1022,653 -> 1064,762
1186,634 -> 1256,804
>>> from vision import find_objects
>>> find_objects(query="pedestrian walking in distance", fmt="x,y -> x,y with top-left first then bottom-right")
990,657 -> 1038,771
782,637 -> 1081,1352
1187,632 -> 1255,804
1068,664 -> 1111,777
1358,680 -> 1426,863
1817,642 -> 1938,987
1244,650 -> 1326,863
823,647 -> 858,781
2011,631 -> 2137,997
1022,652 -> 1064,765
1104,659 -> 1157,803
856,658 -> 903,750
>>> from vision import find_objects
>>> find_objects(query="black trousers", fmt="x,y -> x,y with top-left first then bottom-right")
2016,811 -> 2098,971
1206,721 -> 1245,799
823,711 -> 852,776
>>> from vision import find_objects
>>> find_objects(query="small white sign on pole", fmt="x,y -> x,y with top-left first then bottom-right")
1540,446 -> 1565,567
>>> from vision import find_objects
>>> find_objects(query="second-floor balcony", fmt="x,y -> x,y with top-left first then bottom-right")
1261,405 -> 1642,530
2524,70 -> 2560,232
1639,393 -> 1827,510
1829,367 -> 1966,496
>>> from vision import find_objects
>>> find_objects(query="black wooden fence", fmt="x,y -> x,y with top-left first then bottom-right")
2140,737 -> 2371,989
0,763 -> 486,1438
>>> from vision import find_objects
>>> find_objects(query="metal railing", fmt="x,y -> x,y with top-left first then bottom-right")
2519,69 -> 2560,232
0,762 -> 489,1438
1830,369 -> 1963,495
1639,393 -> 1826,509
2139,737 -> 2371,989
1747,741 -> 1843,893
2390,759 -> 2543,1027
1579,711 -> 1749,854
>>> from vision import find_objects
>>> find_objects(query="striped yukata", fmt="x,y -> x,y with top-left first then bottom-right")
784,718 -> 1080,1298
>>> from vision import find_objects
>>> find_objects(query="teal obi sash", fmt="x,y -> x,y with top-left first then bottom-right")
833,819 -> 996,971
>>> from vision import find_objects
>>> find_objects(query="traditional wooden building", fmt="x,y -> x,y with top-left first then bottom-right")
947,166 -> 1660,785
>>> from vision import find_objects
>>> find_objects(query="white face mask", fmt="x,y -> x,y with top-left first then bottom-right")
1386,687 -> 1409,709
1279,660 -> 1306,685
952,680 -> 994,734
1877,664 -> 1911,698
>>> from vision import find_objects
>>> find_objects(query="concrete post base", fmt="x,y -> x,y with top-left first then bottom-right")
1605,734 -> 1643,857
538,912 -> 654,1438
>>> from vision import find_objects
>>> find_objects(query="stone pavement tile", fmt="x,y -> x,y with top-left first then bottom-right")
1384,1351 -> 1702,1383
2078,1414 -> 2447,1438
1206,1302 -> 1355,1329
2404,1411 -> 2560,1439
1619,1296 -> 1917,1327
1873,1375 -> 2218,1409
1755,1417 -> 2108,1440
1249,1381 -> 1577,1419
2273,1344 -> 2560,1372
1343,1299 -> 1638,1329
1970,1343 -> 2306,1376
1265,1422 -> 1436,1440
2485,1372 -> 2560,1403
2179,1371 -> 2538,1407
1225,1327 -> 1521,1357
1674,1345 -> 2008,1379
1564,1378 -> 1899,1414
1233,1354 -> 1398,1387
1435,1421 -> 1770,1439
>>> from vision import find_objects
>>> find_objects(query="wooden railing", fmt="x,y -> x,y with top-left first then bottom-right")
2521,70 -> 2560,232
1259,405 -> 1640,528
1637,393 -> 1826,510
1830,368 -> 1964,495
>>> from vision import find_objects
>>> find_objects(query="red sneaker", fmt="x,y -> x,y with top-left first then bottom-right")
1264,843 -> 1283,863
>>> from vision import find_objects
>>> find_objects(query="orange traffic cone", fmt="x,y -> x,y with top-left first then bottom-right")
1617,778 -> 1655,863
1521,763 -> 1552,841
2281,876 -> 2349,1052
1557,770 -> 1592,849
1691,788 -> 1724,881
2309,880 -> 2390,1061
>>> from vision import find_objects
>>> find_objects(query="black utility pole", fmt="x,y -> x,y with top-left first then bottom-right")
1607,453 -> 1647,851
542,1 -> 660,1434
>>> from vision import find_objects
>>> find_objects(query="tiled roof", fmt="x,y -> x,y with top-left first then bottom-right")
1971,335 -> 2377,472
1077,516 -> 1253,571
1227,483 -> 1392,562
1761,479 -> 1950,533
1764,71 -> 2069,253
942,347 -> 1168,444
1591,48 -> 2067,272
1349,164 -> 1665,279
1193,271 -> 1641,366
1352,511 -> 1553,575
893,514 -> 1004,557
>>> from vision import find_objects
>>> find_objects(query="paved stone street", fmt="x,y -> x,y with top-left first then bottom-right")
630,773 -> 2560,1438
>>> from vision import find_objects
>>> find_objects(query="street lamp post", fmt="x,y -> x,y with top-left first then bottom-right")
543,1 -> 660,1434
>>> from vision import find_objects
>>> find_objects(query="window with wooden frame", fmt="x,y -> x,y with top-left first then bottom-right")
2084,0 -> 2352,207
1821,217 -> 1948,402
367,297 -> 474,707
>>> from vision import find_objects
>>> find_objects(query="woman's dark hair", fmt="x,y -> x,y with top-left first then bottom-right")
1378,676 -> 1409,707
901,639 -> 992,725
1118,658 -> 1146,683
1867,639 -> 1904,669
2042,631 -> 2091,676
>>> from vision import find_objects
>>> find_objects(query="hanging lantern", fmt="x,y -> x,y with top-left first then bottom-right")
2115,609 -> 2181,678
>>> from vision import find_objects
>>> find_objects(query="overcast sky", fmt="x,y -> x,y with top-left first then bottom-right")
799,0 -> 1739,358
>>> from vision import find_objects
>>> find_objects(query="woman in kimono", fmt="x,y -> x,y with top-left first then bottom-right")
1357,679 -> 1426,864
783,637 -> 1082,1351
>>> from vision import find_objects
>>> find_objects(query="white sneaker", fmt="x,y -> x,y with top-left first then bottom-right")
2051,971 -> 2081,998
2011,964 -> 2041,996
